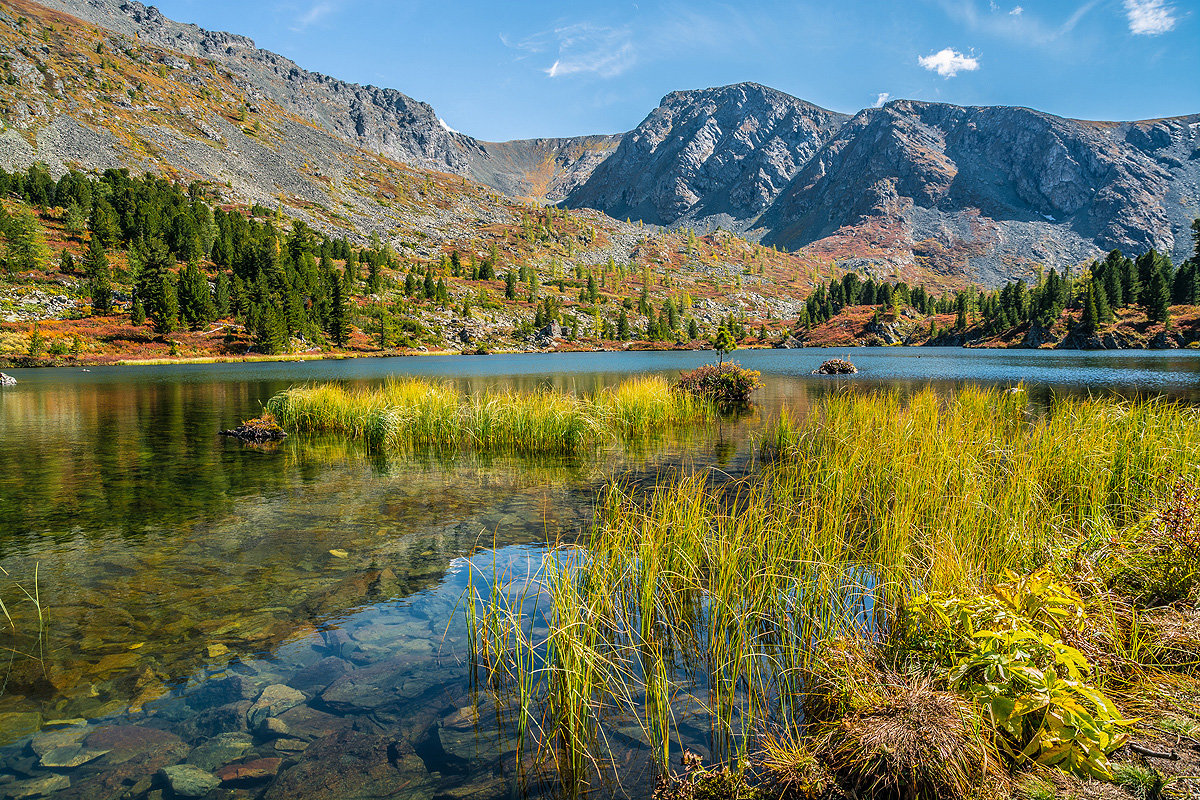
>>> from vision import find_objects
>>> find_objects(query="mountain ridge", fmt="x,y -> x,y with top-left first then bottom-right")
6,0 -> 1200,289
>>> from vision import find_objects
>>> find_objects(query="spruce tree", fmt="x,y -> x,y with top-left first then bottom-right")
178,259 -> 215,330
135,240 -> 180,334
253,302 -> 287,354
4,207 -> 49,271
1144,264 -> 1171,324
82,235 -> 112,314
1081,284 -> 1099,332
330,271 -> 352,346
1094,278 -> 1113,323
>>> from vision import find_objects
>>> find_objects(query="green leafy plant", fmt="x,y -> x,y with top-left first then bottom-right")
912,570 -> 1134,779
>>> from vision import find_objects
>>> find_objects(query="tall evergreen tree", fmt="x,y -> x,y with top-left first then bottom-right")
135,240 -> 179,334
330,270 -> 352,346
177,259 -> 215,330
81,235 -> 112,314
253,302 -> 287,354
4,207 -> 49,271
1144,263 -> 1171,324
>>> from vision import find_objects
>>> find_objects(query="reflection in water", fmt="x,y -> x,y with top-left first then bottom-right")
0,349 -> 1197,798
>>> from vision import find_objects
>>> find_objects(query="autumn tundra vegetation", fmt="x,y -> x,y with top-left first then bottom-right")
1,164 -> 1197,366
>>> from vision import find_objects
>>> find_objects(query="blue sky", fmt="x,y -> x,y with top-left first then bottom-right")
151,0 -> 1198,141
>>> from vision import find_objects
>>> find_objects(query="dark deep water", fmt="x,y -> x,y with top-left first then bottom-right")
0,348 -> 1198,799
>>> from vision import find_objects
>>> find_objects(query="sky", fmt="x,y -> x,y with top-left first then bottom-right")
148,0 -> 1199,141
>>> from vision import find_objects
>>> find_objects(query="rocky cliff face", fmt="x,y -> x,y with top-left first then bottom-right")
756,101 -> 1200,280
566,83 -> 849,230
563,88 -> 1198,285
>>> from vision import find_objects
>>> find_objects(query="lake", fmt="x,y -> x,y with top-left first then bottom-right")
1,348 -> 1198,799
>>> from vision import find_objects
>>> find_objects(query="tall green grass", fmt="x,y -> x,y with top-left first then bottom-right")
468,386 -> 1200,790
266,376 -> 711,455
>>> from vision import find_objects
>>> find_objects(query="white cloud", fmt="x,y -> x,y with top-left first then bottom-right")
544,23 -> 634,78
1123,0 -> 1177,34
292,2 -> 334,30
1009,6 -> 1023,15
504,22 -> 635,79
918,48 -> 981,78
873,92 -> 890,107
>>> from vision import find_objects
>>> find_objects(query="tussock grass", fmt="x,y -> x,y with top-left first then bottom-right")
267,376 -> 711,455
467,386 -> 1200,793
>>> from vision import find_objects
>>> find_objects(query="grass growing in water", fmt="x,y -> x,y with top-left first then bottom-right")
266,375 -> 711,454
467,387 -> 1200,796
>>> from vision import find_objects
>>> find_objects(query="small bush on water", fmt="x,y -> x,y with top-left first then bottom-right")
675,362 -> 762,405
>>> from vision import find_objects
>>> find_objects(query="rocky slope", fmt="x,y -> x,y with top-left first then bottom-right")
566,83 -> 849,230
565,90 -> 1199,287
755,100 -> 1200,285
28,0 -> 614,201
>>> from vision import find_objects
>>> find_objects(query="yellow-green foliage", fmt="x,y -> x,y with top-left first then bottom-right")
913,571 -> 1133,779
266,376 -> 710,454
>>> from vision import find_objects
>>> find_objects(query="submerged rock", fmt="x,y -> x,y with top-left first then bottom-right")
262,729 -> 433,800
246,684 -> 305,729
159,764 -> 220,798
812,358 -> 858,375
6,773 -> 70,798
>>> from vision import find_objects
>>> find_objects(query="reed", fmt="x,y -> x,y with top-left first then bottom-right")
267,376 -> 710,455
468,386 -> 1200,792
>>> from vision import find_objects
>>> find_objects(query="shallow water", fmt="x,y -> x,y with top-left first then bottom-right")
0,348 -> 1197,799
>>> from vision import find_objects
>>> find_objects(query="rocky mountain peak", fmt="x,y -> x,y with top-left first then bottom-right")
566,83 -> 850,229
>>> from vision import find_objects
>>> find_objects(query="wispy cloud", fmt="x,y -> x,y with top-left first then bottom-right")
1123,0 -> 1177,34
933,0 -> 1099,47
873,92 -> 890,107
291,1 -> 335,31
505,23 -> 635,79
918,48 -> 981,77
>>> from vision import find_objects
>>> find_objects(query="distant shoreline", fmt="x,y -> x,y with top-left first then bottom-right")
2,338 -> 1198,371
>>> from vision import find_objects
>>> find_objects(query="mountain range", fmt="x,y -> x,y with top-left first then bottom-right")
8,0 -> 1200,288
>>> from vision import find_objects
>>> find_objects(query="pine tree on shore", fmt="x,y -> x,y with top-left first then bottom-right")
135,240 -> 179,334
178,259 -> 215,330
82,235 -> 112,314
330,270 -> 352,346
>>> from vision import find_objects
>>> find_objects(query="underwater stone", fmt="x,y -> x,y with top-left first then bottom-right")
7,772 -> 70,798
159,764 -> 219,798
246,684 -> 305,729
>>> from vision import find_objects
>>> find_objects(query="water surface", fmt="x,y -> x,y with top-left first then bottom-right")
0,348 -> 1197,798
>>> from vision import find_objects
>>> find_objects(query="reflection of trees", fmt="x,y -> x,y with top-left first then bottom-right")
0,380 -> 303,549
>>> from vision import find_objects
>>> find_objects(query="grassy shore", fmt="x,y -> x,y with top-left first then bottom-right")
266,375 -> 712,455
468,387 -> 1200,798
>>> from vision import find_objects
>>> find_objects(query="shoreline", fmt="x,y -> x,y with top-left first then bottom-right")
3,338 -> 1200,370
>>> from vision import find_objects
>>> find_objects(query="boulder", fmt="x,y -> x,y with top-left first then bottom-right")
246,684 -> 305,729
0,372 -> 16,386
158,764 -> 219,798
262,729 -> 432,800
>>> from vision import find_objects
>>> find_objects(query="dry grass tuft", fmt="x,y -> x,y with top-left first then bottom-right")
822,682 -> 1003,800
